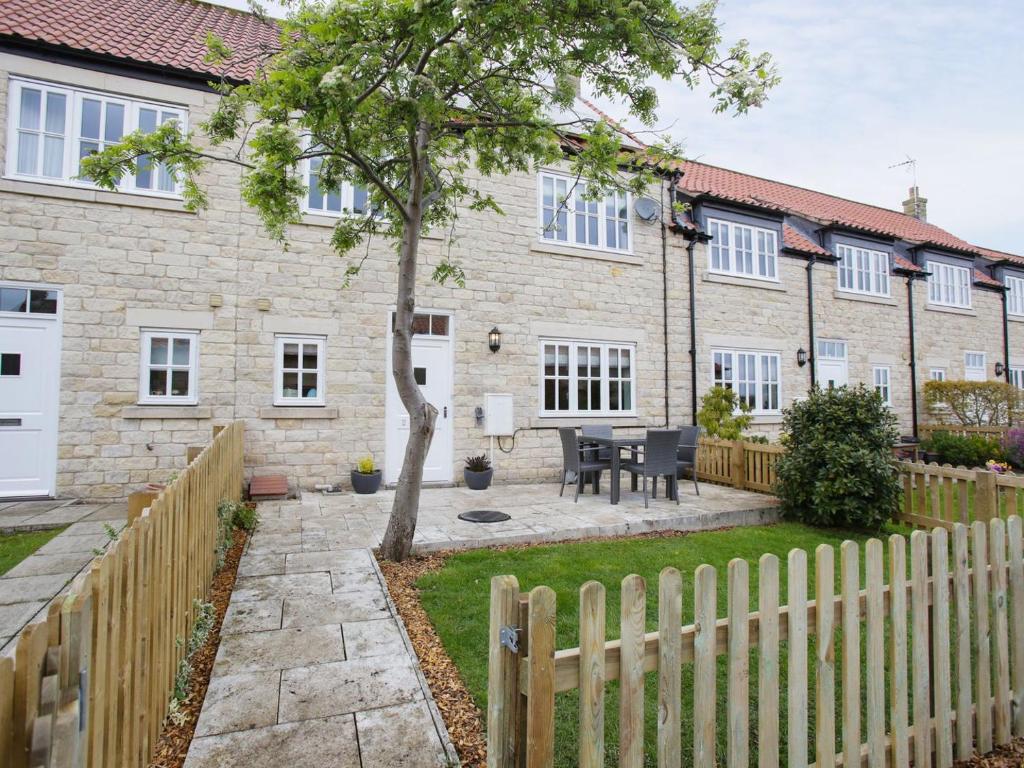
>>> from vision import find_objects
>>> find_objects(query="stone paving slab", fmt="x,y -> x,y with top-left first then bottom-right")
0,574 -> 71,605
3,552 -> 94,578
343,618 -> 406,660
282,592 -> 389,627
236,553 -> 286,578
356,700 -> 449,768
194,670 -> 281,737
185,714 -> 360,768
212,625 -> 346,676
0,601 -> 47,632
231,573 -> 333,602
221,599 -> 284,635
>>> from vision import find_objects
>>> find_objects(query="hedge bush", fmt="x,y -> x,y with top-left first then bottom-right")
920,430 -> 1007,468
923,379 -> 1021,426
696,386 -> 752,440
775,385 -> 900,530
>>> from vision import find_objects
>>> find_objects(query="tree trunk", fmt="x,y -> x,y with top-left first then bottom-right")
380,121 -> 436,562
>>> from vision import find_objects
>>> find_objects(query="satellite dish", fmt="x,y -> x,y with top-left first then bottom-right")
633,196 -> 661,222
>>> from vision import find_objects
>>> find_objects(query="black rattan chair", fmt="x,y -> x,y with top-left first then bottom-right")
558,427 -> 611,502
622,429 -> 682,508
675,425 -> 701,496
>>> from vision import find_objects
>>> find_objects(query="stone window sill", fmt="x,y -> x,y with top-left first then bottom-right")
529,240 -> 643,266
702,272 -> 787,292
833,289 -> 898,306
0,178 -> 192,213
259,407 -> 339,419
122,406 -> 213,419
750,414 -> 783,425
529,415 -> 644,429
925,303 -> 976,317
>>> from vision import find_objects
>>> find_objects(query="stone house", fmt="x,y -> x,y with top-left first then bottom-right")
0,0 -> 1021,501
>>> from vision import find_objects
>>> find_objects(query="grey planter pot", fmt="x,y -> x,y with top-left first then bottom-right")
351,469 -> 382,494
463,468 -> 494,490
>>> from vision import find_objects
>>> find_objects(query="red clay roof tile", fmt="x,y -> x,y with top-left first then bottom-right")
781,225 -> 829,257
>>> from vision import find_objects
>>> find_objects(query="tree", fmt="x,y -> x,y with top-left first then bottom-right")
81,0 -> 777,561
696,385 -> 753,439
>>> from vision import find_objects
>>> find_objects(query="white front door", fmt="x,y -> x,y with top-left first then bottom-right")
816,339 -> 848,389
0,287 -> 62,498
385,313 -> 454,485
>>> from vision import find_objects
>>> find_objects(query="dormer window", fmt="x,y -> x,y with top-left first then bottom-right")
537,172 -> 631,254
707,218 -> 777,280
1006,275 -> 1024,316
836,244 -> 890,297
927,261 -> 972,309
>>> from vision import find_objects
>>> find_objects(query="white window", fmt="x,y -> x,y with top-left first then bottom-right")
712,349 -> 781,413
539,340 -> 636,416
302,156 -> 373,217
139,330 -> 198,405
707,217 -> 778,281
274,335 -> 326,406
6,77 -> 186,197
873,366 -> 891,405
1006,275 -> 1024,317
538,173 -> 631,253
836,244 -> 890,296
929,368 -> 946,382
965,351 -> 986,382
927,261 -> 972,308
1010,367 -> 1024,390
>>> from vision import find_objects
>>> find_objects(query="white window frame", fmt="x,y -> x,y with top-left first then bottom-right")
538,339 -> 637,417
299,153 -> 375,218
873,366 -> 892,405
836,243 -> 891,297
929,368 -> 946,382
711,348 -> 782,415
537,172 -> 632,254
138,329 -> 199,405
964,351 -> 986,382
274,335 -> 326,406
6,76 -> 187,199
927,260 -> 972,309
1009,367 -> 1024,390
1006,275 -> 1024,317
707,217 -> 779,281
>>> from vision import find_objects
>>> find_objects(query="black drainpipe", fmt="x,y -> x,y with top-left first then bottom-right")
687,236 -> 699,425
660,177 -> 670,427
806,255 -> 817,389
906,274 -> 920,437
1002,285 -> 1012,385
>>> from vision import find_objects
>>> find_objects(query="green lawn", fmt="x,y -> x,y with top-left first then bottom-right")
418,522 -> 915,767
0,527 -> 66,576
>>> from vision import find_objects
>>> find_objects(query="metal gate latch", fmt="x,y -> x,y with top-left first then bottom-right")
499,625 -> 520,654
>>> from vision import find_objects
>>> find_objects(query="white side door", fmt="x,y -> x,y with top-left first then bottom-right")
385,313 -> 453,485
0,287 -> 61,498
816,339 -> 848,389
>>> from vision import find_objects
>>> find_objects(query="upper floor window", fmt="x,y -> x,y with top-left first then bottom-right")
139,330 -> 198,405
7,77 -> 185,197
965,351 -> 986,382
274,335 -> 325,406
707,218 -> 778,281
712,348 -> 781,414
927,261 -> 972,308
538,173 -> 631,253
1006,275 -> 1024,317
539,339 -> 635,416
302,156 -> 373,217
836,244 -> 890,296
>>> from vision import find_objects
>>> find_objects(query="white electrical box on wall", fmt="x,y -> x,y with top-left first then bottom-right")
483,393 -> 514,436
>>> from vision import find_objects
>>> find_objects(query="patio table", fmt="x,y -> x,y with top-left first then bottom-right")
578,434 -> 666,505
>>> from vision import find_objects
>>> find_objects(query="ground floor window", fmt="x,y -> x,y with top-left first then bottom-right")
539,339 -> 636,416
873,366 -> 891,405
139,329 -> 198,404
712,349 -> 780,413
1010,367 -> 1024,390
965,351 -> 986,381
274,335 -> 326,405
929,368 -> 946,382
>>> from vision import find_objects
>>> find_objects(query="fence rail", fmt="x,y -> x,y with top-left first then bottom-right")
696,438 -> 783,493
897,460 -> 1024,530
487,518 -> 1024,768
0,421 -> 245,768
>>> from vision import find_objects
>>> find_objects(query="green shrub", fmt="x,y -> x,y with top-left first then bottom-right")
923,379 -> 1021,426
775,385 -> 900,530
232,502 -> 259,532
356,455 -> 376,474
697,386 -> 752,440
920,430 -> 1007,468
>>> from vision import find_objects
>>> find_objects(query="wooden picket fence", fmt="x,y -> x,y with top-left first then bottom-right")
919,424 -> 1010,440
897,460 -> 1024,530
0,422 -> 245,768
487,518 -> 1024,768
697,438 -> 784,493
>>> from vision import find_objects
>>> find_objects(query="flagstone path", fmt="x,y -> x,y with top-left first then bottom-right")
184,498 -> 457,768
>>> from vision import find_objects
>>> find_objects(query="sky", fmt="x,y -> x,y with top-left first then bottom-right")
211,0 -> 1024,254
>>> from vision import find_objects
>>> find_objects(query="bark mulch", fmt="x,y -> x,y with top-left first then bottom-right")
149,528 -> 248,768
956,738 -> 1024,768
378,553 -> 487,768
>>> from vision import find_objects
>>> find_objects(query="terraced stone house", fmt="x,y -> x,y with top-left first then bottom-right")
0,0 -> 1021,501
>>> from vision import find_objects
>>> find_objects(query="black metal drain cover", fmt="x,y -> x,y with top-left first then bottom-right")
458,510 -> 511,523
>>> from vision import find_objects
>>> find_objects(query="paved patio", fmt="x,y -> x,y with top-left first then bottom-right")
0,500 -> 127,653
314,479 -> 780,553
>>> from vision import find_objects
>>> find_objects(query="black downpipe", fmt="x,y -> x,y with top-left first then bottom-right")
806,255 -> 817,389
661,178 -> 670,427
687,237 -> 699,425
906,275 -> 920,437
1003,286 -> 1012,385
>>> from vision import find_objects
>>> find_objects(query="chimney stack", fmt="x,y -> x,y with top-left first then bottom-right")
902,186 -> 927,222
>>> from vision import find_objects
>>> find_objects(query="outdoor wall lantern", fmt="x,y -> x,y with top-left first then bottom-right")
488,327 -> 502,353
995,361 -> 1006,377
796,348 -> 808,367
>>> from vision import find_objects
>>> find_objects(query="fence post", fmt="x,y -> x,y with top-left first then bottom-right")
976,471 -> 998,522
526,587 -> 556,768
487,576 -> 520,768
730,440 -> 746,490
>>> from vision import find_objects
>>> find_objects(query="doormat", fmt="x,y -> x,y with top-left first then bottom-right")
457,510 -> 511,523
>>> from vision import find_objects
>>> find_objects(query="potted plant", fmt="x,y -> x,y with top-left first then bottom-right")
463,454 -> 494,490
351,455 -> 382,494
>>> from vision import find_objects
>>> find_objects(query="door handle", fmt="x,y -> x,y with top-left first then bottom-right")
0,418 -> 21,427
